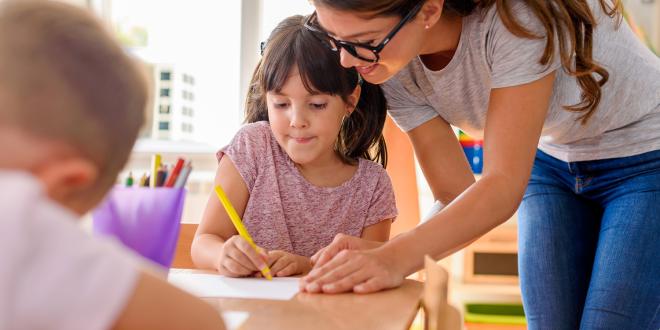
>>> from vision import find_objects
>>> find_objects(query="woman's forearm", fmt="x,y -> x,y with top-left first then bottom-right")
382,173 -> 523,276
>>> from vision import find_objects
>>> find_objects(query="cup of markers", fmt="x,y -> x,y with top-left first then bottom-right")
92,155 -> 193,268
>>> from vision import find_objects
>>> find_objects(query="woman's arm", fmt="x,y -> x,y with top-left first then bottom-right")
301,72 -> 555,293
191,156 -> 265,275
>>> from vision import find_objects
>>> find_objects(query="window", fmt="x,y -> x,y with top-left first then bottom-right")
159,104 -> 170,114
160,88 -> 170,97
158,121 -> 169,130
160,71 -> 171,81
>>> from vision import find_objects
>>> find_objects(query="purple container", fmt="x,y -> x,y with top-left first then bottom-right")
92,186 -> 186,268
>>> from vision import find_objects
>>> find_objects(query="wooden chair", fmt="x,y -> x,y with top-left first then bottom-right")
422,255 -> 462,330
171,223 -> 197,269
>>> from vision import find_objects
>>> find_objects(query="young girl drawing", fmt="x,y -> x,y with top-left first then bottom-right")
191,15 -> 397,278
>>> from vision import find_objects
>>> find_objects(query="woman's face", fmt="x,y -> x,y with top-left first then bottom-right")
314,5 -> 428,85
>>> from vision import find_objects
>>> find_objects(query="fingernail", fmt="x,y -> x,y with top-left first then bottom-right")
323,284 -> 334,291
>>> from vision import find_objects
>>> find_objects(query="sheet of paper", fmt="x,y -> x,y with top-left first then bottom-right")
222,311 -> 249,330
168,273 -> 300,300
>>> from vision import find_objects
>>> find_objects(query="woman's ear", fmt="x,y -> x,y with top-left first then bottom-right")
419,0 -> 445,29
346,84 -> 362,115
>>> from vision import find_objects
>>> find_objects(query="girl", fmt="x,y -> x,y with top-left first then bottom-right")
191,15 -> 397,278
300,0 -> 660,329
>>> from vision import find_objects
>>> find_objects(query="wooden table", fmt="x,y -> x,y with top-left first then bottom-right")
172,269 -> 423,330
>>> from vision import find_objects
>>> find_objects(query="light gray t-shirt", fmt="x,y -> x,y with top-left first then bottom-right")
384,0 -> 660,162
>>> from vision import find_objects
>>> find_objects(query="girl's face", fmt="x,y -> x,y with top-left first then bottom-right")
313,4 -> 428,85
267,68 -> 358,167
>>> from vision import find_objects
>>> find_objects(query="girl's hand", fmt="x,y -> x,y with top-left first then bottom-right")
300,246 -> 404,294
216,235 -> 269,277
267,250 -> 312,277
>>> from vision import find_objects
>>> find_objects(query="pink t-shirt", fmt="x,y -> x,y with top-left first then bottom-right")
218,121 -> 398,257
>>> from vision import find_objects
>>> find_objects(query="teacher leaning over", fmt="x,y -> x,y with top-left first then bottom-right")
299,0 -> 660,328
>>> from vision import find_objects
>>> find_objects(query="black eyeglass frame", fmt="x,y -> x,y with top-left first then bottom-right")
303,1 -> 425,63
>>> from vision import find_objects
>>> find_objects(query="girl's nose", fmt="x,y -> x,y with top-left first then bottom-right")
289,107 -> 308,128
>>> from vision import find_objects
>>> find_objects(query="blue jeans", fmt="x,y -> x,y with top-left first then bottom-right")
518,149 -> 660,329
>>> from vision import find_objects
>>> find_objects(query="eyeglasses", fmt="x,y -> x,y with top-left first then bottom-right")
303,1 -> 425,63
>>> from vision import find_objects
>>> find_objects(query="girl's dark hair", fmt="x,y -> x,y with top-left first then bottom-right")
245,15 -> 388,167
312,0 -> 623,125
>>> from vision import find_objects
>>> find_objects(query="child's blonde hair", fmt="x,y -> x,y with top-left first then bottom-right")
0,0 -> 148,194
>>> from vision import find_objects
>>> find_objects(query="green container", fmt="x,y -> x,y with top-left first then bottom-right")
464,303 -> 526,325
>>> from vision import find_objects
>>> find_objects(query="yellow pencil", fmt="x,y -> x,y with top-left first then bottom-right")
149,154 -> 161,188
214,184 -> 273,280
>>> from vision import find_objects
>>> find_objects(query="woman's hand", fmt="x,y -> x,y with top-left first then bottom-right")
310,233 -> 385,267
300,245 -> 405,294
215,235 -> 268,277
267,251 -> 312,277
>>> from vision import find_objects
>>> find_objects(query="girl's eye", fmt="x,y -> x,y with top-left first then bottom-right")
310,103 -> 327,110
273,103 -> 289,109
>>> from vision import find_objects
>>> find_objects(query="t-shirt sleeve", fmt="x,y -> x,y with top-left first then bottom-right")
382,73 -> 439,132
364,168 -> 398,227
486,1 -> 562,88
217,122 -> 270,191
2,202 -> 141,330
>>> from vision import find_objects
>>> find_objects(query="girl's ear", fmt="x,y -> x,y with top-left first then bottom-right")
346,84 -> 362,115
419,0 -> 444,29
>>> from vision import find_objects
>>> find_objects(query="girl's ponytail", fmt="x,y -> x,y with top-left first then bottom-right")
337,80 -> 388,168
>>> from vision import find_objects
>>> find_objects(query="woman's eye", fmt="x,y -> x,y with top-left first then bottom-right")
310,103 -> 327,110
273,103 -> 289,109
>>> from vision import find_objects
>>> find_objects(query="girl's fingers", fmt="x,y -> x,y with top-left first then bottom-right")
233,237 -> 268,271
226,244 -> 258,271
277,263 -> 298,277
221,258 -> 252,276
270,256 -> 291,275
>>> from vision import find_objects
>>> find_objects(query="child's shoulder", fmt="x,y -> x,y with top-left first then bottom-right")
356,158 -> 391,184
224,121 -> 274,154
235,121 -> 272,138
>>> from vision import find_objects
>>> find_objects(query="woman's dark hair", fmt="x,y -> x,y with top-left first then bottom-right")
245,15 -> 388,167
312,0 -> 623,125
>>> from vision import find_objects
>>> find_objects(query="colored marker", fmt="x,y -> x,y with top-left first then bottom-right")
125,172 -> 134,187
150,154 -> 162,188
165,158 -> 185,187
214,184 -> 272,280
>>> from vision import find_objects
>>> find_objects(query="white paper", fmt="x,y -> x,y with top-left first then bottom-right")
168,273 -> 300,300
222,311 -> 249,330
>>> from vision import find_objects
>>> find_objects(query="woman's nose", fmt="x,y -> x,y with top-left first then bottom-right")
339,48 -> 362,69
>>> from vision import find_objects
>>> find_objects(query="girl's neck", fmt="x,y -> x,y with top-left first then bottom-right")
418,12 -> 463,71
294,151 -> 358,188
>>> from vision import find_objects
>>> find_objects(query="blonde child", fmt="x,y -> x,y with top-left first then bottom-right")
191,15 -> 397,278
0,1 -> 224,328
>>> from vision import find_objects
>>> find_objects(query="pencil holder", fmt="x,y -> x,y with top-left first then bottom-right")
92,186 -> 186,268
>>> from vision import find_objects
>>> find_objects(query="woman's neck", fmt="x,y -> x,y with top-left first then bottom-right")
294,152 -> 358,188
419,12 -> 463,71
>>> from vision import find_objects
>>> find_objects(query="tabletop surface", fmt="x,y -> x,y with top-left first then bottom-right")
172,269 -> 423,330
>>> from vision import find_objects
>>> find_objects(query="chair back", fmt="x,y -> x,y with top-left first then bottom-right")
171,223 -> 197,269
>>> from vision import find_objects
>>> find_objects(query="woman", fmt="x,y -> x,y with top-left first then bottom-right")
299,0 -> 660,328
